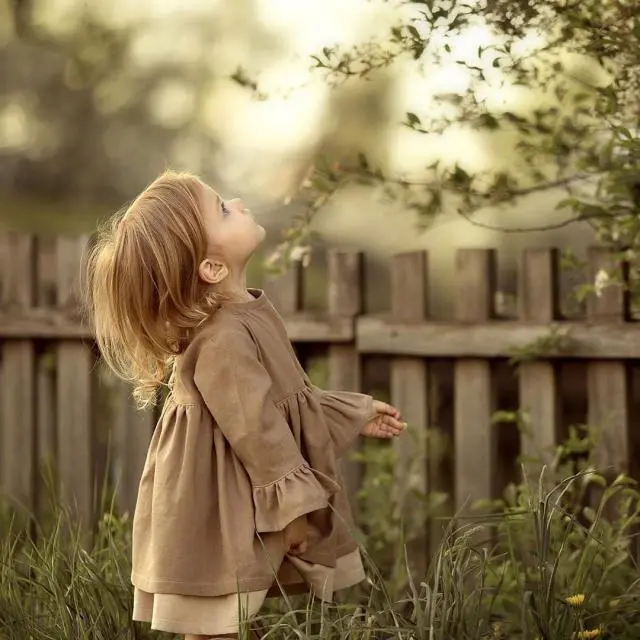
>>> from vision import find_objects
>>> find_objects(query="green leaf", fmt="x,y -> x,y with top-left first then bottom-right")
478,112 -> 500,130
450,165 -> 470,185
574,283 -> 594,303
555,197 -> 581,211
612,474 -> 636,487
412,42 -> 425,59
406,112 -> 421,126
492,410 -> 519,424
616,126 -> 633,140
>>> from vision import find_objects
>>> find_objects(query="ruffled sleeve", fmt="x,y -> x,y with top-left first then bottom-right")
313,387 -> 375,456
194,329 -> 339,533
252,463 -> 335,532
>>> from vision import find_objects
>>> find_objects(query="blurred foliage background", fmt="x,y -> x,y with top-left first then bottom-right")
3,0 -> 637,316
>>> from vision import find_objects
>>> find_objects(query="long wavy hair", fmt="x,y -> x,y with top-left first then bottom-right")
83,170 -> 219,407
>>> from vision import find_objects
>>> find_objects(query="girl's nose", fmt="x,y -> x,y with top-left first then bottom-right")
229,197 -> 244,211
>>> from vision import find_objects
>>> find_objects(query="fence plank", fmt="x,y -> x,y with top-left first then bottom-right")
0,235 -> 7,302
327,252 -> 364,510
586,248 -> 629,478
454,249 -> 496,516
36,248 -> 57,514
114,381 -> 155,516
0,233 -> 37,513
263,260 -> 303,315
36,242 -> 58,512
356,319 -> 640,359
518,249 -> 559,483
56,236 -> 95,528
390,251 -> 430,572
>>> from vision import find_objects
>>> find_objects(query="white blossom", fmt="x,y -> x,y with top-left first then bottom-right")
290,244 -> 312,268
594,269 -> 610,297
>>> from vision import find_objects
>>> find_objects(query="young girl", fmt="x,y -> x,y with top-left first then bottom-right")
85,170 -> 405,640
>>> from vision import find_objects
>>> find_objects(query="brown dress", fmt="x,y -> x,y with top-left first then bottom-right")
131,289 -> 374,634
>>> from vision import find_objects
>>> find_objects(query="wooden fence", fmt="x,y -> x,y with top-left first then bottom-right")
1,232 -> 640,539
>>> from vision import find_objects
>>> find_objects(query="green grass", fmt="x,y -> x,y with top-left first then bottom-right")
2,447 -> 640,639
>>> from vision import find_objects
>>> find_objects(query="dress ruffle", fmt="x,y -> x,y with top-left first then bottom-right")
253,464 -> 341,533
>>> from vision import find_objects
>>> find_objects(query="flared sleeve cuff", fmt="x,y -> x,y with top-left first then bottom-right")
316,389 -> 375,456
252,464 -> 341,533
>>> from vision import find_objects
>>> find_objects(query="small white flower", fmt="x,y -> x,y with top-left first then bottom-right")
265,250 -> 280,267
594,269 -> 610,297
290,245 -> 312,268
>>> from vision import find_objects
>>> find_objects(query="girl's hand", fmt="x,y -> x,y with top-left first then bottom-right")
284,514 -> 308,555
361,400 -> 406,439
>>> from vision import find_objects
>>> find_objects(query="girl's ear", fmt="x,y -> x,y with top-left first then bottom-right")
198,258 -> 228,285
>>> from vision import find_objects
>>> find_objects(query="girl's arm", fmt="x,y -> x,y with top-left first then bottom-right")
313,388 -> 405,456
312,387 -> 375,455
194,330 -> 340,534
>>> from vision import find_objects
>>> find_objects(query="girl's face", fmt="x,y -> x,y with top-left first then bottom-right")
200,182 -> 266,273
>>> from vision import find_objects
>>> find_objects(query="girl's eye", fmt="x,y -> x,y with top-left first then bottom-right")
221,201 -> 230,216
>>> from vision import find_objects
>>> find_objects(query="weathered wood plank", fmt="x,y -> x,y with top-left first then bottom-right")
56,235 -> 95,528
389,251 -> 430,573
356,318 -> 640,359
0,310 -> 355,342
586,248 -> 629,478
36,240 -> 58,509
518,249 -> 559,482
454,249 -> 496,516
0,233 -> 37,513
286,314 -> 354,342
327,252 -> 364,511
113,380 -> 155,516
0,234 -> 8,302
263,259 -> 303,315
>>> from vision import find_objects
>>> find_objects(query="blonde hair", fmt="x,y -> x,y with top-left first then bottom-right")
84,170 -> 219,407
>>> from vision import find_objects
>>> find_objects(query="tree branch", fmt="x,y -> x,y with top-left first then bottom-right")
456,209 -> 596,233
375,171 -> 596,196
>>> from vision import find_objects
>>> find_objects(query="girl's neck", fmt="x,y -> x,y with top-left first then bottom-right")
214,271 -> 252,302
